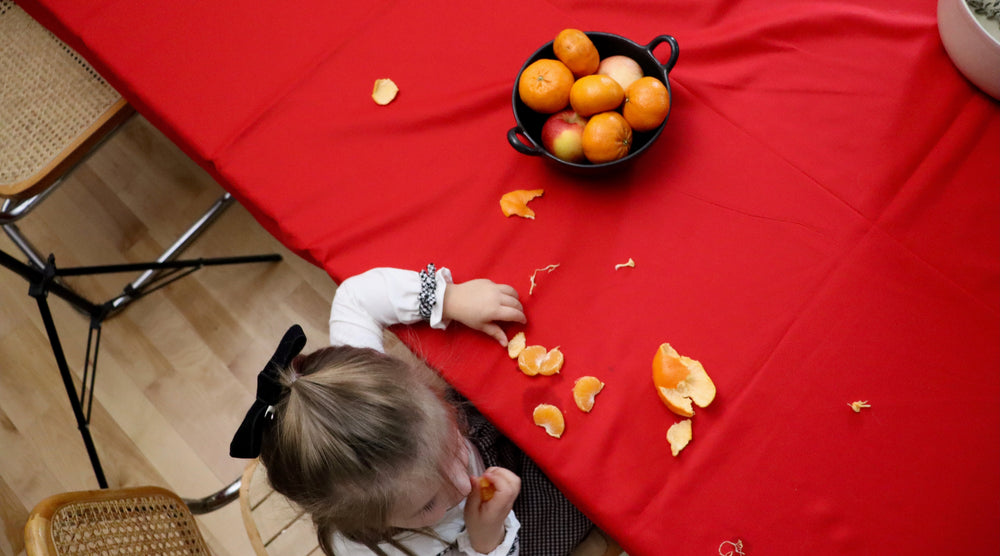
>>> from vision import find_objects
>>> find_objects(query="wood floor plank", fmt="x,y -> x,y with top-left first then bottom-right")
1,114 -> 334,556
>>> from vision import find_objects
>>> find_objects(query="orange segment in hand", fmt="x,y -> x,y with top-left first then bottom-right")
518,345 -> 564,376
652,343 -> 716,417
478,476 -> 496,501
572,376 -> 605,412
533,404 -> 565,438
500,189 -> 545,219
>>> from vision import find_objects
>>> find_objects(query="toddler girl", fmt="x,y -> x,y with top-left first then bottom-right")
231,265 -> 592,555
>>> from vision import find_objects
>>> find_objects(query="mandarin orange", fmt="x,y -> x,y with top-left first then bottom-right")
623,76 -> 670,132
569,74 -> 625,117
581,112 -> 632,163
553,29 -> 600,77
518,59 -> 574,114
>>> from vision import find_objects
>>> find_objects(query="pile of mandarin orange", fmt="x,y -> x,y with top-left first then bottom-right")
518,29 -> 670,164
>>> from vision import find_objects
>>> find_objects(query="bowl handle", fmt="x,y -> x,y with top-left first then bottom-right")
646,35 -> 679,74
507,126 -> 542,156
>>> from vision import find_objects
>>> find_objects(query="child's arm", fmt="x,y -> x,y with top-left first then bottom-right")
329,267 -> 525,352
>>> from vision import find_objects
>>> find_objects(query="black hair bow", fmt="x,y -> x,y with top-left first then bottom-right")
229,324 -> 307,458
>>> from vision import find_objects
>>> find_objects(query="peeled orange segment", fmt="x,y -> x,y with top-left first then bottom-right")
573,376 -> 605,413
507,331 -> 526,359
666,419 -> 692,456
533,404 -> 565,438
371,78 -> 399,105
500,189 -> 545,219
478,476 -> 496,502
518,345 -> 564,376
652,343 -> 716,417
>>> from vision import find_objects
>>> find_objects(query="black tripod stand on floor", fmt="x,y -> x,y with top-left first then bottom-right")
0,247 -> 281,488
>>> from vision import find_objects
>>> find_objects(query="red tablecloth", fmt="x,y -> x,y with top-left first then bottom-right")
20,0 -> 999,554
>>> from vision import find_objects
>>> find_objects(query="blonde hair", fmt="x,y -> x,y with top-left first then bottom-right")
259,345 -> 462,555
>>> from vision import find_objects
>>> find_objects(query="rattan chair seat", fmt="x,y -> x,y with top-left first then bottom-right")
0,0 -> 129,200
24,486 -> 212,555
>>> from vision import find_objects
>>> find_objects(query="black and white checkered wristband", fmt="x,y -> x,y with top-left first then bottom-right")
418,263 -> 436,321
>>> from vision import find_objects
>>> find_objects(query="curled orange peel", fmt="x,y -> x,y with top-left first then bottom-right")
500,189 -> 545,219
849,400 -> 871,412
615,257 -> 636,270
652,343 -> 716,417
529,264 -> 559,295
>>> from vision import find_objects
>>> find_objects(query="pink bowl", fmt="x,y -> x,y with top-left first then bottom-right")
938,0 -> 1000,99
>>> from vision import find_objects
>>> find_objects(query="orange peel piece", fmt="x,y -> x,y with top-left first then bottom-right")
529,263 -> 559,295
478,476 -> 496,502
533,404 -> 565,438
372,78 -> 399,105
666,419 -> 692,456
652,343 -> 716,417
507,331 -> 526,359
518,345 -> 564,376
500,189 -> 545,219
849,400 -> 871,412
572,376 -> 605,413
615,257 -> 636,270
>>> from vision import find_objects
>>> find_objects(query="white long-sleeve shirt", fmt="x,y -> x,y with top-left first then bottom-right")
327,267 -> 520,556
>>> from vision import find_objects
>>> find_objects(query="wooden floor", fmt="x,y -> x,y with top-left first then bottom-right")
0,115 -> 338,556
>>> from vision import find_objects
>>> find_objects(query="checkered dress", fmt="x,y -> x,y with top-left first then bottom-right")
456,395 -> 594,555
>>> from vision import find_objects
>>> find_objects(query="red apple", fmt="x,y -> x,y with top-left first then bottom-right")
541,109 -> 589,163
597,55 -> 644,91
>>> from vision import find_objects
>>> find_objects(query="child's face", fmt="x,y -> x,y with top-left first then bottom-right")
388,435 -> 472,529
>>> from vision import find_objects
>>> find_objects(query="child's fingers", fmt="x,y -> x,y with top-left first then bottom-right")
493,305 -> 526,325
497,283 -> 521,299
466,475 -> 483,505
500,292 -> 523,310
482,467 -> 521,499
480,323 -> 509,346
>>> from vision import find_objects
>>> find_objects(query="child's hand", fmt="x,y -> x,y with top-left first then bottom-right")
464,467 -> 521,554
443,279 -> 526,346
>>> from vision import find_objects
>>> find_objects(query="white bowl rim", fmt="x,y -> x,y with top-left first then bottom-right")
959,0 -> 1000,47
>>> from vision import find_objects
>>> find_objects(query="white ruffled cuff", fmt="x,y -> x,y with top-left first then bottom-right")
429,266 -> 452,330
455,511 -> 520,556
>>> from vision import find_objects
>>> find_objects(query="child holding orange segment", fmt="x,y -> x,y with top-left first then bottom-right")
231,265 -> 592,555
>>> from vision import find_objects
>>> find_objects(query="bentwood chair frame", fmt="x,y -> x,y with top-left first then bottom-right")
2,1 -> 280,488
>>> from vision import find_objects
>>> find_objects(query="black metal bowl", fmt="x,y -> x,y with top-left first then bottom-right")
508,32 -> 678,173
